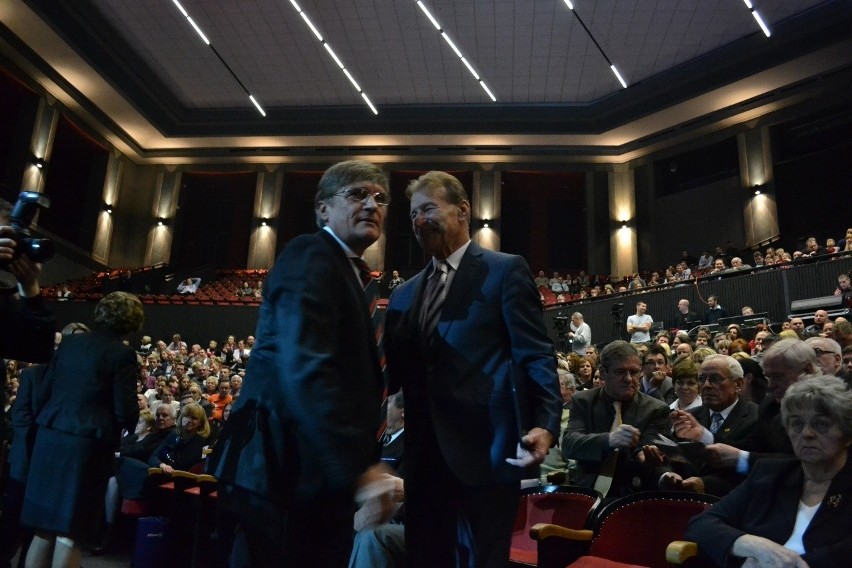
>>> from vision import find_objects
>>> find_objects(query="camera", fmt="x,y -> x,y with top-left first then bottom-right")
1,191 -> 54,266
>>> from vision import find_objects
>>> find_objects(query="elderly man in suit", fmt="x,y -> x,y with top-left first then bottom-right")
384,171 -> 561,568
212,160 -> 392,567
664,354 -> 759,496
562,340 -> 671,499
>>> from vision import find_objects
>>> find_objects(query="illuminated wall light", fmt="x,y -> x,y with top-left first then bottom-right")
106,207 -> 113,214
34,158 -> 45,169
483,220 -> 490,228
261,219 -> 268,227
157,218 -> 165,227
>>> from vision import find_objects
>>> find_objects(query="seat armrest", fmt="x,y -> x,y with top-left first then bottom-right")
666,540 -> 698,564
530,523 -> 593,542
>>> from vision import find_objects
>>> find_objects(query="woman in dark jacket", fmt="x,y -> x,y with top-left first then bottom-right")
149,402 -> 210,473
21,292 -> 143,568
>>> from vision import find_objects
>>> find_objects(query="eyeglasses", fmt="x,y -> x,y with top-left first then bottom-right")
609,368 -> 642,379
334,186 -> 390,206
787,416 -> 835,434
697,373 -> 729,386
812,348 -> 838,357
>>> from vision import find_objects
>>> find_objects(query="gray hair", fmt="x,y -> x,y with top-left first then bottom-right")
781,375 -> 852,439
558,369 -> 578,389
571,312 -> 583,320
805,336 -> 842,356
701,354 -> 744,381
762,338 -> 817,373
599,340 -> 640,371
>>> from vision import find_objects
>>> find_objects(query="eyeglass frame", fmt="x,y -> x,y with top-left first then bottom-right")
697,373 -> 731,386
333,186 -> 391,206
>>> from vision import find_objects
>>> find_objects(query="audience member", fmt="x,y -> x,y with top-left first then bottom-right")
148,402 -> 210,473
805,336 -> 842,376
568,311 -> 591,356
627,301 -> 653,343
640,344 -> 676,405
669,356 -> 702,412
176,277 -> 201,295
703,295 -> 729,325
686,376 -> 852,567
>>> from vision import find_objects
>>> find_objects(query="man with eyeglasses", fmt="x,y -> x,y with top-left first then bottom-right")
212,160 -> 393,566
664,354 -> 758,496
563,340 -> 671,499
805,336 -> 843,376
701,338 -> 818,479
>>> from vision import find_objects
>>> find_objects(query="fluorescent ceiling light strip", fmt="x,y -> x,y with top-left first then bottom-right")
460,57 -> 480,80
417,1 -> 442,30
752,10 -> 771,37
415,1 -> 496,101
361,93 -> 378,115
563,0 -> 575,10
300,12 -> 323,42
324,44 -> 345,69
288,3 -> 377,114
249,95 -> 266,116
171,0 -> 188,18
187,17 -> 211,45
742,0 -> 753,8
479,81 -> 496,101
610,65 -> 628,88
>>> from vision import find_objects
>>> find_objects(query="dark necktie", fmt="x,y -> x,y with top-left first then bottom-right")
352,257 -> 374,290
421,260 -> 450,338
352,258 -> 388,439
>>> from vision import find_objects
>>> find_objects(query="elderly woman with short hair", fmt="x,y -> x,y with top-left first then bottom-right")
686,376 -> 852,567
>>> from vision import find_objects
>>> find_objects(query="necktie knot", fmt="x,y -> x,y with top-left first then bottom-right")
710,412 -> 724,434
352,258 -> 373,289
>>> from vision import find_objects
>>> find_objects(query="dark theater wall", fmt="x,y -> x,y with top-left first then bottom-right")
0,68 -> 38,198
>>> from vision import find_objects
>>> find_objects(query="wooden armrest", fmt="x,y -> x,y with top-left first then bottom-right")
530,523 -> 593,542
170,470 -> 198,481
666,541 -> 699,564
196,474 -> 217,484
147,467 -> 164,475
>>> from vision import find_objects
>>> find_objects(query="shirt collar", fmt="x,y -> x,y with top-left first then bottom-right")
432,240 -> 472,273
322,226 -> 360,259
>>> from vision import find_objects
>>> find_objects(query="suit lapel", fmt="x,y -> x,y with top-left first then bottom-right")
437,243 -> 483,339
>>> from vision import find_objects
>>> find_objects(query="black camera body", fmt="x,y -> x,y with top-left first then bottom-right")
3,191 -> 54,265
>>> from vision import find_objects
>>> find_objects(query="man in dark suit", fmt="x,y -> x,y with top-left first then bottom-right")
212,161 -> 392,567
384,171 -> 561,568
703,295 -> 729,326
666,354 -> 759,496
675,299 -> 699,331
702,338 -> 818,476
562,341 -> 671,499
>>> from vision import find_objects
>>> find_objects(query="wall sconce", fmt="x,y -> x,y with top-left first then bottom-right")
156,218 -> 165,226
753,184 -> 762,196
106,207 -> 113,214
620,219 -> 631,230
260,219 -> 268,227
482,219 -> 490,229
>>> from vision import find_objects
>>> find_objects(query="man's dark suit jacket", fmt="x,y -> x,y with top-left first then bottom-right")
562,387 -> 671,497
0,294 -> 54,363
742,396 -> 794,468
212,231 -> 383,517
686,456 -> 852,567
677,398 -> 758,496
34,329 -> 139,444
384,241 -> 561,486
381,430 -> 405,477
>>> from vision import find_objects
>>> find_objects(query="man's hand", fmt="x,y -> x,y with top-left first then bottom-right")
0,226 -> 16,261
638,444 -> 666,466
506,427 -> 554,467
9,255 -> 42,297
649,370 -> 666,388
671,410 -> 705,441
608,424 -> 640,450
705,443 -> 740,469
355,463 -> 397,527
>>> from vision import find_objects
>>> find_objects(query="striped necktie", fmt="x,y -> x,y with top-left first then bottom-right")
421,260 -> 450,338
710,412 -> 724,434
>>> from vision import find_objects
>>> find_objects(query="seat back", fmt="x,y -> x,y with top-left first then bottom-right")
510,485 -> 601,566
587,492 -> 717,568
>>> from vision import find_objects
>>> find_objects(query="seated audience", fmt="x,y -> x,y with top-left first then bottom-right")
669,356 -> 702,411
148,403 -> 210,473
685,376 -> 852,566
176,277 -> 201,295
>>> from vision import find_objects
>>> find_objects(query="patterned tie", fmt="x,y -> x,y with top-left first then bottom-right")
594,401 -> 623,497
710,412 -> 724,434
421,260 -> 450,338
352,258 -> 387,439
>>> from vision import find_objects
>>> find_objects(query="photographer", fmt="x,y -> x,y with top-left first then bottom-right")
0,196 -> 55,364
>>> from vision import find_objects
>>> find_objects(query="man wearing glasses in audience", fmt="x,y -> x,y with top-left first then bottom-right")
562,341 -> 671,500
664,354 -> 759,496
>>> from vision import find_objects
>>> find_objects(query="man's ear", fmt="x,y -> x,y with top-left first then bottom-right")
458,200 -> 471,221
317,202 -> 329,222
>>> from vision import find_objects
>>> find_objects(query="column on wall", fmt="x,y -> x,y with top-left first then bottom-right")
361,165 -> 390,273
92,152 -> 123,264
472,166 -> 501,251
22,97 -> 59,196
738,127 -> 780,247
247,169 -> 283,269
144,170 -> 182,266
608,164 -> 637,278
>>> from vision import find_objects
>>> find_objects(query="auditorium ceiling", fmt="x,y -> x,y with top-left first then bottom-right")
0,0 -> 850,163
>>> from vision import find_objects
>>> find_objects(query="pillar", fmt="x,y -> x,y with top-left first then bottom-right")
144,170 -> 182,266
608,164 -> 637,277
472,166 -> 501,251
738,127 -> 780,247
247,169 -> 283,269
